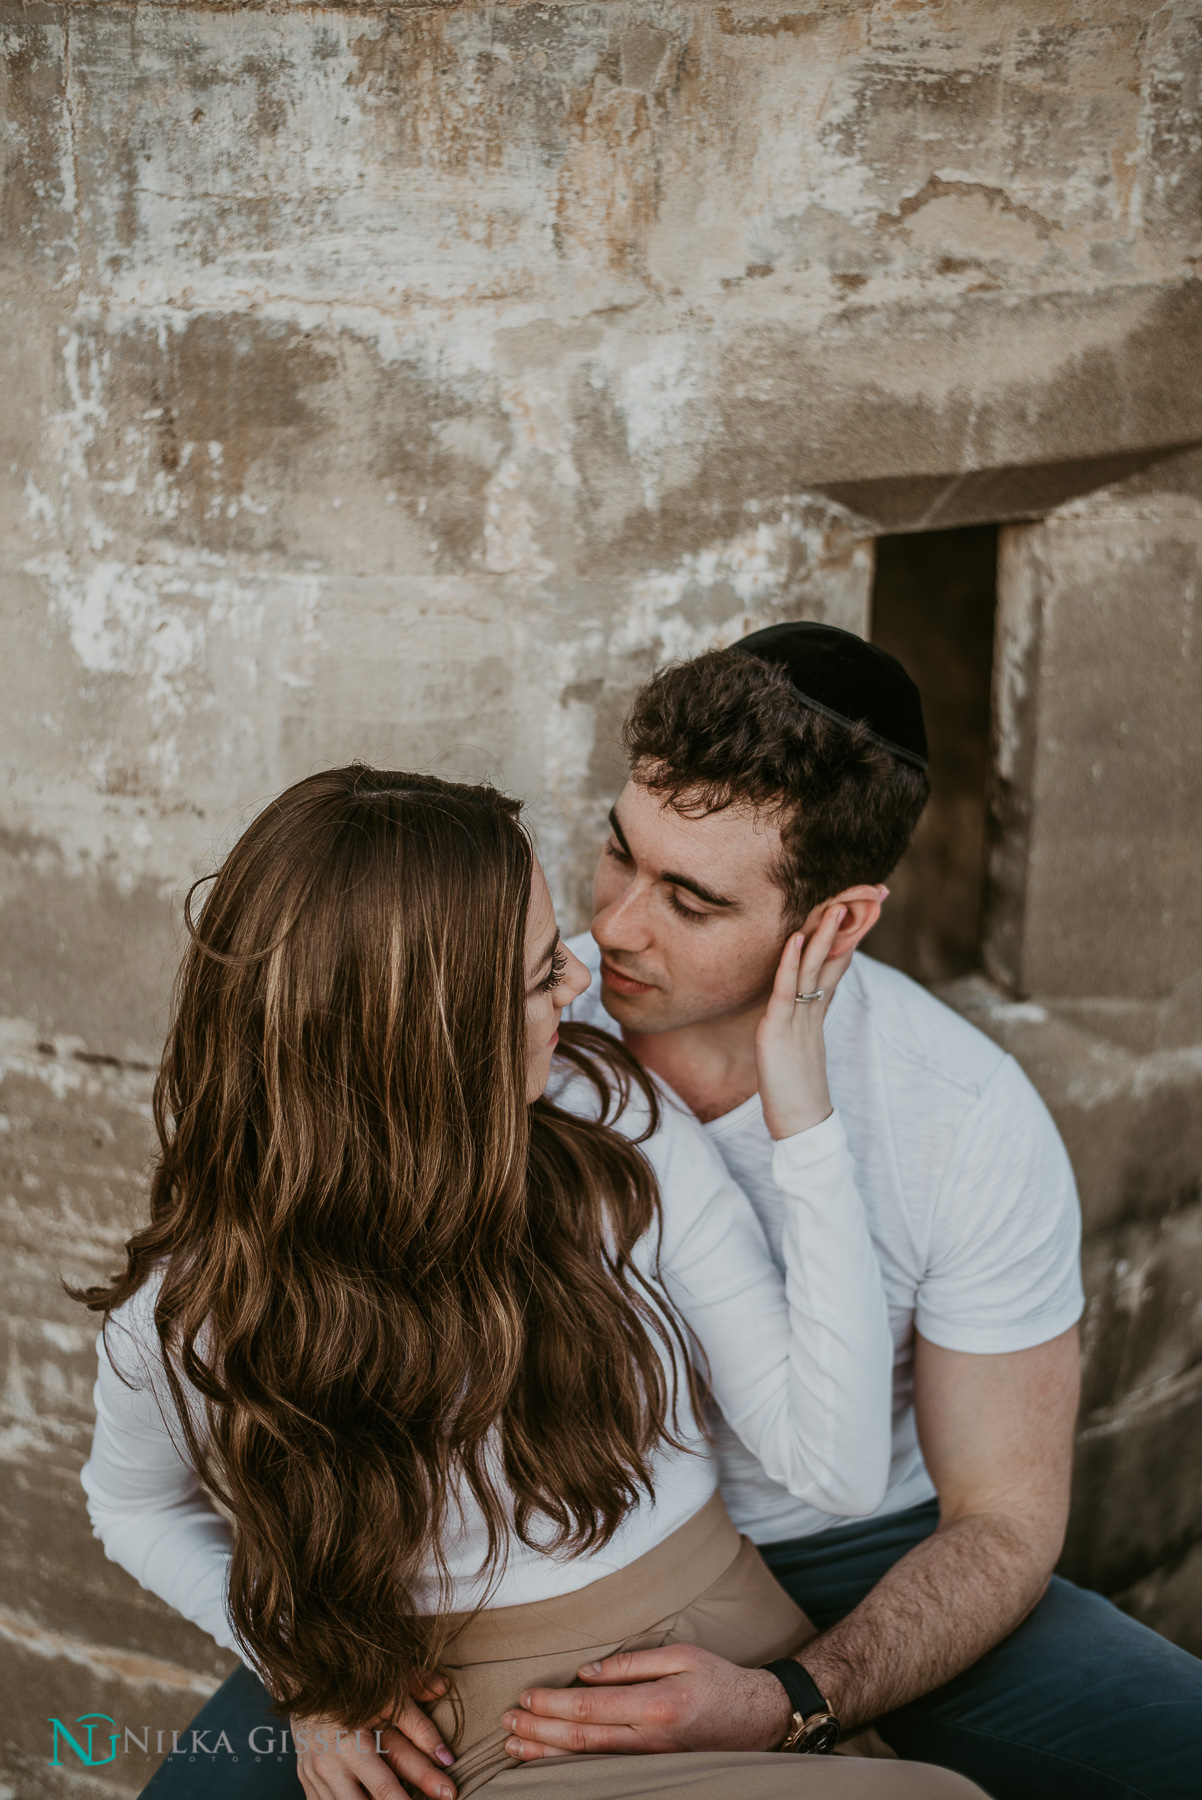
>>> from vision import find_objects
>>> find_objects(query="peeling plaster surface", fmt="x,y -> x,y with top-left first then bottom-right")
1,1 -> 1200,1054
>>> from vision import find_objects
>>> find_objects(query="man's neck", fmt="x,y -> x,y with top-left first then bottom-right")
622,1003 -> 766,1125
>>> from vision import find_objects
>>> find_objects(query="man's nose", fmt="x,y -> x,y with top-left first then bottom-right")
593,878 -> 654,951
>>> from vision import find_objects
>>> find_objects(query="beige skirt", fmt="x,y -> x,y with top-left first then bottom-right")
429,1494 -> 986,1800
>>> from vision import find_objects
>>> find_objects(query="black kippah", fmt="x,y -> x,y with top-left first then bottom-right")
732,622 -> 928,771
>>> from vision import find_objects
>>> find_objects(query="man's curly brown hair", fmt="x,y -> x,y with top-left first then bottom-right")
623,647 -> 929,926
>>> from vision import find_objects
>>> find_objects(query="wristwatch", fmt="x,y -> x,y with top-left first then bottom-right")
761,1658 -> 841,1754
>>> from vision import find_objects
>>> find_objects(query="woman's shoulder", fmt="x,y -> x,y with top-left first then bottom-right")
99,1264 -> 169,1388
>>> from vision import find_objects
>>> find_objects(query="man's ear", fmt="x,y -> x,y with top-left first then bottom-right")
811,885 -> 887,958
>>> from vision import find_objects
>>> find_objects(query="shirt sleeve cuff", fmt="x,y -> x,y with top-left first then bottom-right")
914,1297 -> 1085,1355
770,1108 -> 849,1177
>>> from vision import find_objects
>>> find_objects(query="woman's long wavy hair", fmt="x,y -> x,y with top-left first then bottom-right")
76,766 -> 699,1728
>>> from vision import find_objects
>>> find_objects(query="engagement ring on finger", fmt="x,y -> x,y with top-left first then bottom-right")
794,988 -> 825,1004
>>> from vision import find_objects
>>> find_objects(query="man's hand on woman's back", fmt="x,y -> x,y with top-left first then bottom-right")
501,1644 -> 792,1761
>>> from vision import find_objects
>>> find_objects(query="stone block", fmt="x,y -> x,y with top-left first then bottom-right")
984,493 -> 1202,1001
944,982 -> 1202,1614
815,443 -> 1201,537
942,979 -> 1202,1612
1078,1203 -> 1202,1419
1060,1363 -> 1202,1596
1046,967 -> 1202,1056
941,979 -> 1202,1238
1112,1535 -> 1202,1660
1066,1201 -> 1202,1593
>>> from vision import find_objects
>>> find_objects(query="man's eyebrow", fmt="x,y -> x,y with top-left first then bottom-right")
609,806 -> 733,909
607,806 -> 632,855
661,869 -> 735,909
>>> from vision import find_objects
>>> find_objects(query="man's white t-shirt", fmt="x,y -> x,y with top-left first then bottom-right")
565,935 -> 1084,1546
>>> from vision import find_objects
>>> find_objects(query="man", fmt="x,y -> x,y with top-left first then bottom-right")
503,624 -> 1202,1798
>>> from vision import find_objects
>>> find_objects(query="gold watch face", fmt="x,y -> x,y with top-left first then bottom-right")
794,1714 -> 840,1755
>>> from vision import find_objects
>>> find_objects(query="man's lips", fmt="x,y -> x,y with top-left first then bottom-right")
600,961 -> 657,997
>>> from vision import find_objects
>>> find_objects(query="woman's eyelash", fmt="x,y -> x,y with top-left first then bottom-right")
538,946 -> 568,992
605,841 -> 631,863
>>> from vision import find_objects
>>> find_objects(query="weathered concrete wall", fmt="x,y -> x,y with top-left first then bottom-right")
2,1 -> 1201,1790
4,0 -> 1201,1035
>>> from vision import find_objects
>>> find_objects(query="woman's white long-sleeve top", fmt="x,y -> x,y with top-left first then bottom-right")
81,1074 -> 892,1654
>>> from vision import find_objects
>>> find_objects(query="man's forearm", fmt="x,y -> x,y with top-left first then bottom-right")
795,1510 -> 1054,1731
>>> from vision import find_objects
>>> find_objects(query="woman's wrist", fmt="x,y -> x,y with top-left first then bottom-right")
770,1107 -> 845,1164
764,1092 -> 834,1141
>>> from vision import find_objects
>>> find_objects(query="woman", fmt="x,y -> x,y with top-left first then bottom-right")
78,766 -> 983,1800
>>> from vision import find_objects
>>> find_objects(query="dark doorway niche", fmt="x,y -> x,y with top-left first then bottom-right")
867,524 -> 998,986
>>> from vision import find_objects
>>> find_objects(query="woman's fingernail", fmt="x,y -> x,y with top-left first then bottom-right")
879,886 -> 889,899
583,1662 -> 604,1675
436,1747 -> 454,1768
502,1715 -> 515,1731
520,1694 -> 532,1709
440,1786 -> 454,1799
837,906 -> 848,922
506,1739 -> 522,1758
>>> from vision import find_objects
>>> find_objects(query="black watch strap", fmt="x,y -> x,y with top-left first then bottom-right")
761,1657 -> 832,1720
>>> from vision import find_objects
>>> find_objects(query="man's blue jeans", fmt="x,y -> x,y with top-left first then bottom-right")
760,1499 -> 1202,1800
140,1500 -> 1202,1800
